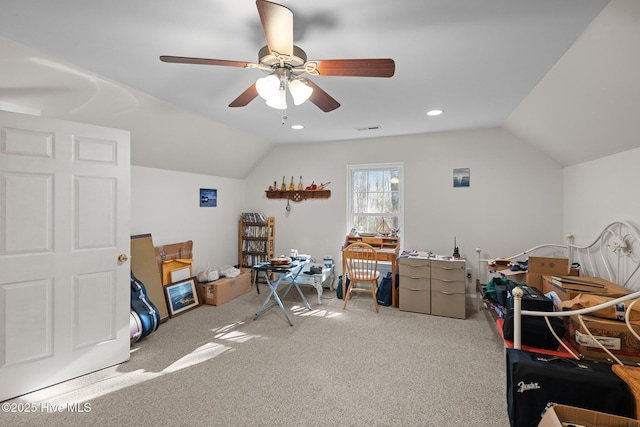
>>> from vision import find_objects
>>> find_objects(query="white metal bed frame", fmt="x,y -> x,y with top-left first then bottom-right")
476,220 -> 640,363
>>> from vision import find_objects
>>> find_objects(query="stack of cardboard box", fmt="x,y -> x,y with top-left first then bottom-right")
541,274 -> 640,363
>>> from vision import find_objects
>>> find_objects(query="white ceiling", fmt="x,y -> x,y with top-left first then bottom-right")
1,0 -> 638,171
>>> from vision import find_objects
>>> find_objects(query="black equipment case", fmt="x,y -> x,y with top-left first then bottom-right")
506,285 -> 553,311
506,348 -> 634,427
502,286 -> 565,350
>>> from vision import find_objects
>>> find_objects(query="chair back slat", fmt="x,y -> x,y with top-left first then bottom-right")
344,243 -> 378,281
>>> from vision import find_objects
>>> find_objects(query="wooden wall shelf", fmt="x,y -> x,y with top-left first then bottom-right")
265,190 -> 330,202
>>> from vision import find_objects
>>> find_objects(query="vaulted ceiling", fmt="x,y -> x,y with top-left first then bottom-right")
1,0 -> 639,177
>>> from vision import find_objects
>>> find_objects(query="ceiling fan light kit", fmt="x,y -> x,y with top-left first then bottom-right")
255,68 -> 313,109
288,79 -> 313,106
159,0 -> 395,117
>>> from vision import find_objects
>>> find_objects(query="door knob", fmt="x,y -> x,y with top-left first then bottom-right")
118,254 -> 129,262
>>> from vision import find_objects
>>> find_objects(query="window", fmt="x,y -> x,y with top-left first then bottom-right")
347,163 -> 403,236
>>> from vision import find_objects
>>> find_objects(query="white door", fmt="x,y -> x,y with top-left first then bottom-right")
0,110 -> 131,401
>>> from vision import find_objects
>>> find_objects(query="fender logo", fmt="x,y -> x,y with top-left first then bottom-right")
517,381 -> 541,393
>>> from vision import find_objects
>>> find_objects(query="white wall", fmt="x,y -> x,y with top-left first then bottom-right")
564,147 -> 640,244
245,127 -> 565,280
131,166 -> 245,275
129,132 -> 640,289
0,37 -> 272,180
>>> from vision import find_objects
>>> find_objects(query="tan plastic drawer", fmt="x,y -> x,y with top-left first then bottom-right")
399,288 -> 430,314
431,260 -> 465,281
431,291 -> 465,319
399,275 -> 429,292
431,278 -> 465,294
399,259 -> 430,279
399,257 -> 430,267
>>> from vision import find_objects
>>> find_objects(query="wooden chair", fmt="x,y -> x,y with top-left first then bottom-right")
342,242 -> 381,313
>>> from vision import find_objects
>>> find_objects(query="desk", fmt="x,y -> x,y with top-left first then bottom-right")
342,236 -> 400,307
290,265 -> 335,305
253,260 -> 311,326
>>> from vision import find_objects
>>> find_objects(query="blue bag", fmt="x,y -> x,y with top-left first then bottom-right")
336,275 -> 350,299
376,272 -> 393,306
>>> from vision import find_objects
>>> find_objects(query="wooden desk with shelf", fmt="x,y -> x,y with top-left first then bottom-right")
341,235 -> 400,307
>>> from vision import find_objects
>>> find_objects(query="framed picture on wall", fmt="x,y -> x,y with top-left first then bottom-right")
453,168 -> 470,187
200,188 -> 217,207
164,278 -> 200,317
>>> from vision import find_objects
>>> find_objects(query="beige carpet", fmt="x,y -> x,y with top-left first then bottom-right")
3,284 -> 509,426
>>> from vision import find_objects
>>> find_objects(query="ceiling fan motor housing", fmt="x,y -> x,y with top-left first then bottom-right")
258,45 -> 307,69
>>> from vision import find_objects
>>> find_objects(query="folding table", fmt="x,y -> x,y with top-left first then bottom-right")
253,260 -> 311,326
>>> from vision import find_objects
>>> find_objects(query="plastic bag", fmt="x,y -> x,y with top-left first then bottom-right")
197,263 -> 219,282
220,265 -> 240,278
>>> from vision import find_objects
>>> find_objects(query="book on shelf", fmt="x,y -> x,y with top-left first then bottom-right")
241,212 -> 267,224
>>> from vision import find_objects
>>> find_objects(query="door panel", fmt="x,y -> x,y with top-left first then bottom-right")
1,279 -> 53,365
74,270 -> 117,348
0,110 -> 130,401
2,172 -> 53,254
74,176 -> 116,249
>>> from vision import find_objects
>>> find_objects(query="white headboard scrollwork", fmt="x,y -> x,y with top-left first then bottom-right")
569,220 -> 640,291
477,220 -> 640,291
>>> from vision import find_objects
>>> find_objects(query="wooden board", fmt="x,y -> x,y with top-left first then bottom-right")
131,234 -> 170,321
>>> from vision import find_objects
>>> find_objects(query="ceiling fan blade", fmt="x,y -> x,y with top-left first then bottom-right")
160,55 -> 251,68
300,79 -> 340,112
312,59 -> 395,77
229,83 -> 259,107
256,0 -> 293,59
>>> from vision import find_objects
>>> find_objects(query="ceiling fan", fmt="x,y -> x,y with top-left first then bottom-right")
160,0 -> 395,114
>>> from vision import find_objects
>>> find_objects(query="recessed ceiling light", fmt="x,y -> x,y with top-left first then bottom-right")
291,124 -> 304,130
355,125 -> 381,131
426,109 -> 444,116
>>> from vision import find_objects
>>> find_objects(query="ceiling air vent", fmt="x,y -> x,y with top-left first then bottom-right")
355,125 -> 381,131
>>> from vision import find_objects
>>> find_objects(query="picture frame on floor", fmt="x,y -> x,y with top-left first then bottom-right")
164,277 -> 200,317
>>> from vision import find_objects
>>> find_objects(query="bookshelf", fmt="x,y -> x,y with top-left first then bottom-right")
239,213 -> 274,268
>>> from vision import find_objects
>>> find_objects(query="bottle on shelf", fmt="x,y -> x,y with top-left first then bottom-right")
280,176 -> 286,191
289,176 -> 295,191
297,176 -> 303,191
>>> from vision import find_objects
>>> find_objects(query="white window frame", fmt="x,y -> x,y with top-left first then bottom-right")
346,162 -> 404,245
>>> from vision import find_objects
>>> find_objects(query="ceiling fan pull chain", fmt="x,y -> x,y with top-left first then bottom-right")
281,108 -> 288,125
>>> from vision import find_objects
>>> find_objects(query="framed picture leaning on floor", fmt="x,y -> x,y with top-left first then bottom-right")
164,277 -> 200,317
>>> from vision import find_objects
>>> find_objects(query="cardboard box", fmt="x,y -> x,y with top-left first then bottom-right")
499,268 -> 527,284
538,403 -> 640,427
542,275 -> 630,302
131,234 -> 170,321
201,269 -> 251,306
528,256 -> 570,274
567,314 -> 640,363
526,256 -> 569,291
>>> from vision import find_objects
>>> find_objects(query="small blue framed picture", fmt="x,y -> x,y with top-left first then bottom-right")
200,188 -> 217,207
453,168 -> 470,187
